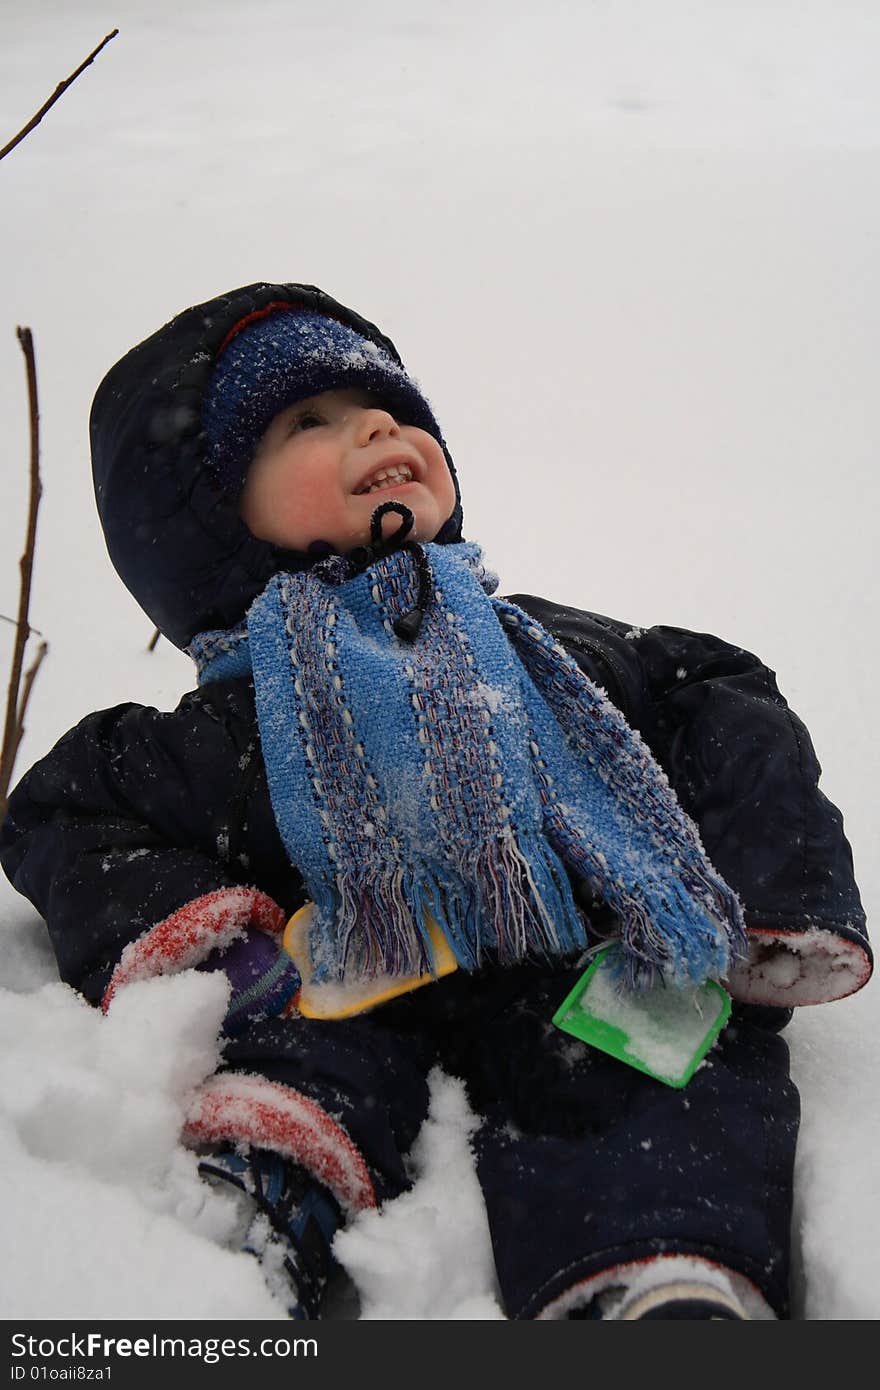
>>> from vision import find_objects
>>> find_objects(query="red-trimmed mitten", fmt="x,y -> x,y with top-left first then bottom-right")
101,886 -> 300,1032
197,930 -> 301,1034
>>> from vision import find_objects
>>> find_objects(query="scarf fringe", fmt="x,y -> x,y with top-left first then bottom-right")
614,875 -> 747,990
310,831 -> 591,981
428,831 -> 589,971
546,806 -> 747,989
311,865 -> 433,981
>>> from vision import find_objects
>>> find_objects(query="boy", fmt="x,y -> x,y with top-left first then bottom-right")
1,282 -> 870,1320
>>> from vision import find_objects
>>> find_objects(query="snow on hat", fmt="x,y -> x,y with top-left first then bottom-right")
203,302 -> 445,493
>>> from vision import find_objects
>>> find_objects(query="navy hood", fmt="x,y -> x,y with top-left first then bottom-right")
90,282 -> 463,650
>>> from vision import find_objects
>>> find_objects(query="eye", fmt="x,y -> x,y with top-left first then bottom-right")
288,409 -> 325,434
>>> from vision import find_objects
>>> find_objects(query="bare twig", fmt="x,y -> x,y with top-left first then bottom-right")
0,328 -> 46,814
0,29 -> 119,164
14,639 -> 48,739
0,639 -> 50,818
0,613 -> 44,637
147,627 -> 161,652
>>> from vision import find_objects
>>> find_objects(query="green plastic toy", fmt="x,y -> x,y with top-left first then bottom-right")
552,945 -> 732,1088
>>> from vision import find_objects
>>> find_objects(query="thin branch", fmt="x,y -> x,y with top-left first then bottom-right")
18,639 -> 49,725
4,640 -> 49,789
0,613 -> 43,637
0,328 -> 44,813
0,29 -> 119,164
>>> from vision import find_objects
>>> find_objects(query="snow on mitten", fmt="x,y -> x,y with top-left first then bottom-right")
101,887 -> 301,1031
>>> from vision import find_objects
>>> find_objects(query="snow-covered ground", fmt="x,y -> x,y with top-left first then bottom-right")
1,0 -> 877,1319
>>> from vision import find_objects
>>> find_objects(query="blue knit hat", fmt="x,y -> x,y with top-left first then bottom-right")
203,302 -> 446,493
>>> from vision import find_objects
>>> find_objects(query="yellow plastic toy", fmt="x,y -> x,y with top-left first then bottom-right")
282,902 -> 458,1019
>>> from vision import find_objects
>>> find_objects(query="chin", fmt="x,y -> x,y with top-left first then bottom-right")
359,504 -> 433,547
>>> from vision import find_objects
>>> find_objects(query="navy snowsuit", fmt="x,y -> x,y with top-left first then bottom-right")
0,283 -> 870,1319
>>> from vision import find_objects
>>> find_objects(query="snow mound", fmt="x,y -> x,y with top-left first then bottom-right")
0,966 -> 283,1319
334,1070 -> 505,1320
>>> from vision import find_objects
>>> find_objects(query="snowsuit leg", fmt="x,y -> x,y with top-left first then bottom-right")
211,967 -> 550,1207
210,963 -> 798,1319
450,964 -> 800,1318
216,1013 -> 435,1205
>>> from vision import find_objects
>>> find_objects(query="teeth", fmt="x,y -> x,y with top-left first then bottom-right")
358,465 -> 413,495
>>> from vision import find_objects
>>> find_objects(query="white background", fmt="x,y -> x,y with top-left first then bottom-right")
0,0 -> 877,1318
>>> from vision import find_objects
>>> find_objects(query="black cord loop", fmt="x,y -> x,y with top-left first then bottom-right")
313,502 -> 433,642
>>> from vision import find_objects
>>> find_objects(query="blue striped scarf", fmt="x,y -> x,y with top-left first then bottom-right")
189,543 -> 745,989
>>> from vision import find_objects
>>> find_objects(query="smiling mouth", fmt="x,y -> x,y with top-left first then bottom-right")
356,463 -> 416,496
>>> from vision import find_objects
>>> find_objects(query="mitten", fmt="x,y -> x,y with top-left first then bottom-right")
101,886 -> 299,1029
198,930 -> 301,1033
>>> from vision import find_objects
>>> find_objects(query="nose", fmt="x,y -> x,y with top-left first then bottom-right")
354,406 -> 400,446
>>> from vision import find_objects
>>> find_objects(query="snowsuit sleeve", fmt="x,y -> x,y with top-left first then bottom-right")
630,622 -> 870,1005
0,681 -> 304,1009
0,687 -> 380,1216
511,595 -> 871,1007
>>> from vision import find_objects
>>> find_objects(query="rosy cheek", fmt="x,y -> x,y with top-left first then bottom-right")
430,451 -> 456,509
293,474 -> 337,515
239,480 -> 270,533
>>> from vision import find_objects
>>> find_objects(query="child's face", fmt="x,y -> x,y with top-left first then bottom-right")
239,388 -> 457,553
